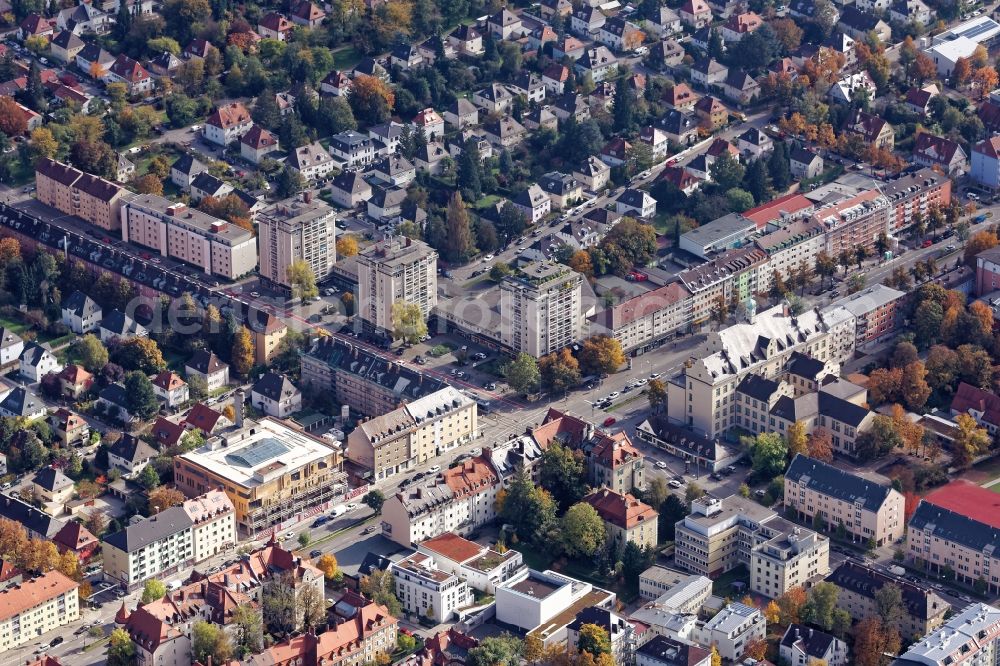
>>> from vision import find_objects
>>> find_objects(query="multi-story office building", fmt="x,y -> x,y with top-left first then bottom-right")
750,523 -> 830,598
638,566 -> 712,608
665,303 -> 855,438
674,495 -> 778,578
907,481 -> 1000,594
499,261 -> 583,358
896,603 -> 1000,666
390,552 -> 474,623
356,237 -> 438,335
784,454 -> 904,547
590,282 -> 693,354
301,337 -> 447,417
122,194 -> 257,279
347,386 -> 478,481
102,490 -> 236,590
677,247 -> 770,327
35,158 -> 125,231
173,417 -> 345,537
827,562 -> 949,640
257,193 -> 337,292
382,456 -> 501,547
0,571 -> 79,650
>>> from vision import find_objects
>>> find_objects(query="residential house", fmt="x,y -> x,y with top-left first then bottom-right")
370,155 -> 416,188
780,625 -> 848,666
32,467 -> 74,505
890,0 -> 932,25
75,43 -> 114,79
553,35 -> 586,60
540,0 -> 573,19
583,488 -> 658,550
575,156 -> 612,192
444,98 -> 478,129
99,309 -> 146,344
845,108 -> 894,149
18,14 -> 53,40
240,125 -> 278,165
598,16 -> 643,52
246,310 -> 288,366
106,55 -> 152,95
151,371 -> 189,409
472,83 -> 513,114
723,69 -> 760,105
147,50 -> 181,78
204,102 -> 252,146
290,0 -> 324,26
523,106 -> 558,131
250,372 -> 302,418
721,11 -> 762,42
736,127 -> 773,160
483,117 -> 526,149
566,607 -> 636,665
49,408 -> 88,446
838,7 -> 891,43
655,39 -> 686,71
49,31 -> 85,64
57,365 -> 93,399
319,70 -> 351,96
289,141 -> 336,180
107,434 -> 158,478
97,384 -> 132,422
367,186 -> 407,221
447,25 -> 484,56
691,58 -> 728,87
972,137 -> 1000,189
329,171 -> 372,209
61,291 -> 101,334
601,138 -> 631,167
539,172 -> 582,210
648,7 -> 683,36
487,8 -> 524,40
680,0 -> 713,27
637,636 -> 711,666
19,343 -> 61,383
617,188 -> 657,218
664,83 -> 698,112
257,12 -> 294,40
170,154 -> 207,191
913,132 -> 967,174
552,93 -> 590,122
790,147 -> 823,179
905,84 -> 939,115
513,184 -> 551,224
576,46 -> 618,83
414,142 -> 447,174
390,43 -> 424,70
0,387 -> 46,421
185,350 -> 229,392
694,96 -> 728,131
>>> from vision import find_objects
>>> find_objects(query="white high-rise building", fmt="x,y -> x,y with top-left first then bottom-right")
356,237 -> 438,335
499,261 -> 583,357
257,192 -> 337,292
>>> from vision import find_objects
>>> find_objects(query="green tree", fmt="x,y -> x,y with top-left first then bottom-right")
561,503 -> 606,558
75,334 -> 109,373
391,300 -> 428,345
744,159 -> 771,204
505,353 -> 540,394
287,259 -> 318,301
192,620 -> 233,665
467,634 -> 523,666
141,579 -> 166,603
540,442 -> 587,511
113,337 -> 167,374
363,490 -> 385,514
124,371 -> 159,420
359,567 -> 402,617
276,165 -> 306,198
500,466 -> 557,544
232,604 -> 263,656
107,627 -> 136,666
445,191 -> 476,262
138,463 -> 160,490
578,623 -> 612,656
750,432 -> 788,478
613,75 -> 638,133
801,581 -> 840,630
709,152 -> 745,191
874,583 -> 905,626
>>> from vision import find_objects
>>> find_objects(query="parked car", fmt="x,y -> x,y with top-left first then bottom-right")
602,416 -> 617,427
428,465 -> 441,474
310,549 -> 322,558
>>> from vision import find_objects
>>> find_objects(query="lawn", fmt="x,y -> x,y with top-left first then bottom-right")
0,314 -> 32,337
0,313 -> 70,346
332,45 -> 361,70
987,479 -> 1000,493
711,564 -> 750,597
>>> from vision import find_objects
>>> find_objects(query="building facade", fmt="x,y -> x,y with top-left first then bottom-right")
500,261 -> 583,358
356,237 -> 438,335
0,572 -> 79,650
257,193 -> 337,292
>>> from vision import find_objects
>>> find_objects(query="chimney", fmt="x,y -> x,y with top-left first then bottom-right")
235,389 -> 245,428
303,190 -> 312,204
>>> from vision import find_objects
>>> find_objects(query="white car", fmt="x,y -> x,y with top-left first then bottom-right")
607,391 -> 620,399
283,531 -> 294,541
483,254 -> 494,261
668,480 -> 683,489
637,378 -> 648,385
649,372 -> 661,379
428,465 -> 441,474
655,461 -> 668,469
345,503 -> 358,511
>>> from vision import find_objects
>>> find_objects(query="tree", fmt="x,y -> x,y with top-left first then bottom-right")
765,599 -> 781,624
613,75 -> 638,133
113,337 -> 166,374
192,620 -> 233,665
855,415 -> 904,462
802,582 -> 840,630
107,628 -> 136,666
444,192 -> 476,263
297,581 -> 325,630
500,467 -> 558,544
808,428 -> 834,462
750,432 -> 788,478
900,361 -> 931,411
276,166 -> 306,198
539,348 -> 582,394
965,230 -> 999,266
853,616 -> 900,666
540,442 -> 587,511
786,421 -> 808,457
262,574 -> 298,638
363,489 -> 385,514
148,486 -> 185,513
29,127 -> 58,162
138,464 -> 160,491
467,634 -> 523,666
124,371 -> 159,420
133,174 -> 164,195
75,334 -> 109,373
287,259 -> 318,302
317,553 -> 340,580
0,96 -> 27,137
561,503 -> 606,558
505,353 -> 540,394
336,235 -> 359,257
232,604 -> 263,656
578,624 -> 612,656
349,74 -> 395,125
710,646 -> 722,666
874,583 -> 904,626
647,379 -> 667,412
359,568 -> 402,617
141,579 -> 167,603
953,412 -> 991,468
579,335 -> 625,377
231,328 -> 255,377
778,586 -> 808,625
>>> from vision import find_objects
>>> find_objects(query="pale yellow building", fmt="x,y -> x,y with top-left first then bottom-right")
750,524 -> 830,598
36,158 -> 124,231
674,495 -> 778,578
347,386 -> 478,481
173,417 -> 345,537
784,455 -> 904,547
0,571 -> 79,650
584,488 -> 659,550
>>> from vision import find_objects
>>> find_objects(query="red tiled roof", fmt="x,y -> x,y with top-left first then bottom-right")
0,571 -> 77,622
184,403 -> 225,433
150,417 -> 185,448
914,132 -> 962,165
922,480 -> 1000,529
532,408 -> 591,449
442,457 -> 498,498
52,520 -> 98,553
951,382 -> 1000,426
742,192 -> 814,229
207,102 -> 251,130
58,363 -> 93,385
109,55 -> 149,83
974,136 -> 1000,160
152,371 -> 185,391
259,11 -> 293,32
594,282 -> 692,330
591,431 -> 643,469
583,488 -> 657,529
241,124 -> 277,149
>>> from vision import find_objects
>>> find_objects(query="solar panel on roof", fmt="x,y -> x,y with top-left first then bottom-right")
225,437 -> 290,467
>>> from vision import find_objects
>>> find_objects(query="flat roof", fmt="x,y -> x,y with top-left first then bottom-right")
178,418 -> 338,489
680,213 -> 756,249
125,193 -> 253,244
510,574 -> 561,599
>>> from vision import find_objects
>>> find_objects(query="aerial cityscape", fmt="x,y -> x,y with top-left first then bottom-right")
0,0 -> 999,664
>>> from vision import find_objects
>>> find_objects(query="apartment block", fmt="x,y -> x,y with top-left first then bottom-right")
907,481 -> 1000,594
102,490 -> 235,590
566,607 -> 636,666
754,218 -> 826,286
674,495 -> 777,577
896,603 -> 1000,666
665,303 -> 855,439
382,457 -> 500,547
677,247 -> 770,327
784,454 -> 904,547
882,167 -> 952,234
812,190 -> 890,258
347,386 -> 478,481
827,562 -> 949,640
173,418 -> 346,537
500,261 -> 583,358
750,524 -> 830,598
300,337 -> 447,417
418,532 -> 526,594
390,552 -> 474,623
257,193 -> 337,291
589,282 -> 693,354
696,602 -> 766,662
827,284 -> 907,350
356,237 -> 438,335
35,158 -> 125,231
0,572 -> 79,650
122,194 -> 257,279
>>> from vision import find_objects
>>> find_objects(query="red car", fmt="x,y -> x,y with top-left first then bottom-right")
921,239 -> 932,248
603,417 -> 617,427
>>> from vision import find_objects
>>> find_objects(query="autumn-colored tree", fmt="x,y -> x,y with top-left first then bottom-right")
777,586 -> 808,625
953,413 -> 992,468
349,74 -> 395,124
579,335 -> 625,376
786,421 -> 808,458
710,646 -> 722,666
965,230 -> 999,266
953,57 -> 972,86
853,617 -> 900,666
335,235 -> 359,257
900,361 -> 931,411
745,638 -> 768,661
148,486 -> 186,513
867,367 -> 903,405
0,237 -> 21,266
973,67 -> 999,99
779,112 -> 807,137
771,18 -> 803,51
0,96 -> 27,137
133,174 -> 164,195
29,127 -> 58,161
317,554 -> 339,580
568,250 -> 594,278
913,53 -> 937,84
890,404 -> 924,455
57,549 -> 80,580
231,327 -> 255,377
764,600 -> 781,624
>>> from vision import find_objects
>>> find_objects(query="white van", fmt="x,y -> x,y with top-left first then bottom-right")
330,505 -> 347,517
167,580 -> 182,591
